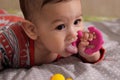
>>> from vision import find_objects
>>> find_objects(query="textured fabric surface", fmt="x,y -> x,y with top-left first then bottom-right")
0,19 -> 120,80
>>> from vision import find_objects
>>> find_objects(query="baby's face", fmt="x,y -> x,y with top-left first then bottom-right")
35,0 -> 83,57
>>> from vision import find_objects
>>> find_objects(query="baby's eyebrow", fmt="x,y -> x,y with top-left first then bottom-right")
51,16 -> 67,24
52,14 -> 83,24
52,19 -> 64,24
76,14 -> 83,18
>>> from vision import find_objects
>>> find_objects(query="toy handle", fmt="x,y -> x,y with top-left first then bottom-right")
77,26 -> 104,55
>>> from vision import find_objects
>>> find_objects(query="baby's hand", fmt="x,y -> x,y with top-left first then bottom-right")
78,31 -> 95,54
78,30 -> 100,61
77,26 -> 104,62
78,26 -> 104,54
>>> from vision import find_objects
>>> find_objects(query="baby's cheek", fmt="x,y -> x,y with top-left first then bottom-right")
49,41 -> 64,52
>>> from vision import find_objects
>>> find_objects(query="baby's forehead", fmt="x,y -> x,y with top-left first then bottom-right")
20,0 -> 76,23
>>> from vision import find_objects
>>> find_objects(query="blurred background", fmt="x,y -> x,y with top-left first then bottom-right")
0,0 -> 120,21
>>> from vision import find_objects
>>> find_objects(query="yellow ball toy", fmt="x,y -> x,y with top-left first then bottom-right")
51,73 -> 65,80
66,78 -> 73,80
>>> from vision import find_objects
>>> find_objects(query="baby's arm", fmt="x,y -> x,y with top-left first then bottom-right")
77,26 -> 105,63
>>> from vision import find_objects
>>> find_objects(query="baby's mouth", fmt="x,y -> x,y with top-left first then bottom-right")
65,42 -> 78,54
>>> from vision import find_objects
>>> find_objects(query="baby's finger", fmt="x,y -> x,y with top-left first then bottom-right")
86,44 -> 95,49
78,41 -> 89,53
88,33 -> 94,41
82,32 -> 89,41
93,32 -> 96,39
79,41 -> 89,47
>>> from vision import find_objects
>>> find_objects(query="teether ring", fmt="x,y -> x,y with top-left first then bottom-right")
77,26 -> 104,55
85,26 -> 104,54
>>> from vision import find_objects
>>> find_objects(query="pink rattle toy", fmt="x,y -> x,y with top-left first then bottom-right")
76,26 -> 104,55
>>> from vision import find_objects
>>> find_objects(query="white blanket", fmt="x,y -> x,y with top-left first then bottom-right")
0,19 -> 120,80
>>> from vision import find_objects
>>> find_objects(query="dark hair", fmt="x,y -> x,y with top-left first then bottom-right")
19,0 -> 68,22
42,0 -> 67,7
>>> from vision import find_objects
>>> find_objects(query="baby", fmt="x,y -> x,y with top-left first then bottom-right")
0,0 -> 105,70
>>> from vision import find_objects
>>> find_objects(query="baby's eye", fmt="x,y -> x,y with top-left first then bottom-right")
74,19 -> 81,25
56,24 -> 65,30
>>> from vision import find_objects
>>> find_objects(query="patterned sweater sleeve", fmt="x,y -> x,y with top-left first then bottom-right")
0,43 -> 10,70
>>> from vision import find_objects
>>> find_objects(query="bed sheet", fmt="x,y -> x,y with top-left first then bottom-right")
0,19 -> 120,80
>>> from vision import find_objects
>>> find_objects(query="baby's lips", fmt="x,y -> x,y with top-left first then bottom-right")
66,44 -> 78,54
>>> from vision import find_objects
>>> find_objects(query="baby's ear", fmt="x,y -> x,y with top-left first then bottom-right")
21,20 -> 37,40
